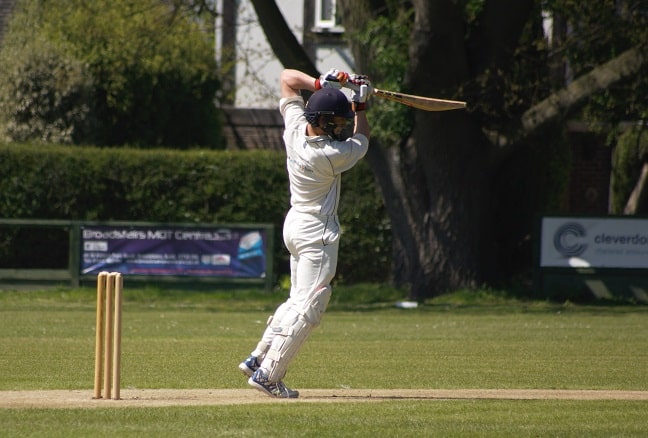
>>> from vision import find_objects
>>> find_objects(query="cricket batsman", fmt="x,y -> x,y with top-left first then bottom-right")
238,68 -> 372,398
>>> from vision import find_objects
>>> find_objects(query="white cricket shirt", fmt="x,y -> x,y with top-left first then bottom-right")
280,96 -> 369,216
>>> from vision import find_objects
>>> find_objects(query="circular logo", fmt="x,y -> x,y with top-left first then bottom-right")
553,222 -> 587,257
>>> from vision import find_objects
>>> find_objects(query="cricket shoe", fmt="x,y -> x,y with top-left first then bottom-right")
248,369 -> 299,398
238,356 -> 260,377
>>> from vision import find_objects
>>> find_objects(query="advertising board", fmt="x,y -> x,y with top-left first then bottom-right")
81,225 -> 268,278
540,216 -> 648,269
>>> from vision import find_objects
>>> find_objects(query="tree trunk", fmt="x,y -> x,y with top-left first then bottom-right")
410,115 -> 495,295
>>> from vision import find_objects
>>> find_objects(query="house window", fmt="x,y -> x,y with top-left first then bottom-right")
315,0 -> 342,31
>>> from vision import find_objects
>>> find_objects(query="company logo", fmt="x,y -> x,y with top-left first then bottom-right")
553,222 -> 587,257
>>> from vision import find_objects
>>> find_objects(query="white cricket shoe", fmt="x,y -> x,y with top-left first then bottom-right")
248,369 -> 299,398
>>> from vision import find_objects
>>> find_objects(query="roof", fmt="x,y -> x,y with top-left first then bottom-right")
221,107 -> 285,151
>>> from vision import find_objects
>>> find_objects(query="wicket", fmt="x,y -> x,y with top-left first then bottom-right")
93,271 -> 123,400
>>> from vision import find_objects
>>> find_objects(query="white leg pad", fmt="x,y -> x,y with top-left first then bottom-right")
251,301 -> 292,359
262,286 -> 331,381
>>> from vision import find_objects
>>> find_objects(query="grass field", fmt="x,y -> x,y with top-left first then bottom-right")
0,284 -> 647,437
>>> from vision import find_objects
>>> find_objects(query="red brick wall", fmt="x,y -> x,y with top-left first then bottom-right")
566,128 -> 612,214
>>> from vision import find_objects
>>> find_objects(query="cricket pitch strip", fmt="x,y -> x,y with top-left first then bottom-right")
1,388 -> 647,409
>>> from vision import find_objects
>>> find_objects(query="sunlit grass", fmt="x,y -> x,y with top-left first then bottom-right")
0,285 -> 646,436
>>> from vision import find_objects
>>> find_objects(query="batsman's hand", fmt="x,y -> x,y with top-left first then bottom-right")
349,75 -> 373,111
345,74 -> 374,93
315,69 -> 349,90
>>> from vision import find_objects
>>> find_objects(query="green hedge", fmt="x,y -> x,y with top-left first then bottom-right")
0,143 -> 391,285
0,0 -> 221,148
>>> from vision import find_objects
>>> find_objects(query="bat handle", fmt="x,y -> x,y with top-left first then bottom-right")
344,82 -> 359,92
344,83 -> 371,100
359,85 -> 368,100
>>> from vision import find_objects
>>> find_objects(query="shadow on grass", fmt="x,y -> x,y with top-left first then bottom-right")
0,281 -> 645,314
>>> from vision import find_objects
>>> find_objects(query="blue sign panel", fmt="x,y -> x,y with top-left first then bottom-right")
80,225 -> 267,278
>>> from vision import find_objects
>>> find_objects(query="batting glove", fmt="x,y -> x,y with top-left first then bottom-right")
315,69 -> 349,90
349,75 -> 373,111
346,74 -> 373,92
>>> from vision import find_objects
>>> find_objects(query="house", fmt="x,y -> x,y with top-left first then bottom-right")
214,0 -> 353,151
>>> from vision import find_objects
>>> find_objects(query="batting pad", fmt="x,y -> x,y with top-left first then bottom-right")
262,286 -> 331,381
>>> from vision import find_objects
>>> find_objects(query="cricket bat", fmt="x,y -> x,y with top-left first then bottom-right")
373,88 -> 466,111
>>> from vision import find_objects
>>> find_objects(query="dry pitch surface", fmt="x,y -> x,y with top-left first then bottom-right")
1,389 -> 647,409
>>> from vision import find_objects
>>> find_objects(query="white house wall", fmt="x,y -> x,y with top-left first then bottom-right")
217,0 -> 354,109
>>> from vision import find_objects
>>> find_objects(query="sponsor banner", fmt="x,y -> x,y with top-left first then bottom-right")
81,225 -> 267,278
540,217 -> 648,268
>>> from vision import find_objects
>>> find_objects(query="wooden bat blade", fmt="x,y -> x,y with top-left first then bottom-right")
373,88 -> 466,111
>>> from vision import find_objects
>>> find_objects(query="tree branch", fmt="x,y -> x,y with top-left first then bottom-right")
521,45 -> 647,132
248,0 -> 319,76
624,162 -> 648,214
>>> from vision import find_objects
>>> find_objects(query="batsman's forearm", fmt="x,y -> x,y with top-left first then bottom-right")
280,69 -> 317,97
354,111 -> 370,141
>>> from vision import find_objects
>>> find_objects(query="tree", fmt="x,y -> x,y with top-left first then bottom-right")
0,0 -> 222,148
251,0 -> 648,299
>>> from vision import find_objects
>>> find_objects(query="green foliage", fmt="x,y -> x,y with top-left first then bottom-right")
542,0 -> 648,134
0,0 -> 222,148
462,1 -> 556,136
609,126 -> 648,213
0,144 -> 391,284
463,0 -> 486,23
352,4 -> 412,146
459,0 -> 648,138
0,36 -> 96,144
337,161 -> 392,283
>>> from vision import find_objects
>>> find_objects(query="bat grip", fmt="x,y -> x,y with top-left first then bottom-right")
343,82 -> 359,92
359,85 -> 368,101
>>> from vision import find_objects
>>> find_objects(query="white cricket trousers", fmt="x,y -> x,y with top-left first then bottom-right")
252,208 -> 340,364
283,208 -> 340,297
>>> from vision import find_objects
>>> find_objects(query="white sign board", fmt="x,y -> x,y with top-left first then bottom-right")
540,217 -> 648,268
